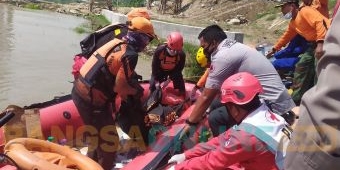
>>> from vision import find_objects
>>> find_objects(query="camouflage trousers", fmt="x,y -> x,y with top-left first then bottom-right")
291,46 -> 316,105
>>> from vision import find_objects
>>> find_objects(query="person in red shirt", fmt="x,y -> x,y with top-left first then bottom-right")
168,72 -> 291,170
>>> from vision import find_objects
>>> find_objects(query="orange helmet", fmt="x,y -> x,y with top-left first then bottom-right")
220,72 -> 263,105
167,32 -> 183,51
127,8 -> 151,21
128,17 -> 156,39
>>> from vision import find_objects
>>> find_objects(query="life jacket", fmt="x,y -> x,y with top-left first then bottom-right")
159,47 -> 181,71
79,24 -> 127,59
75,38 -> 127,106
233,104 -> 291,170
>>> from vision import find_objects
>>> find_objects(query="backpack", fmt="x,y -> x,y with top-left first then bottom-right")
79,23 -> 127,59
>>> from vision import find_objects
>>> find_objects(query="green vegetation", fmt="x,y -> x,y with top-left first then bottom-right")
46,0 -> 82,4
256,7 -> 279,19
182,43 -> 205,82
256,12 -> 269,19
43,0 -> 145,6
74,26 -> 87,34
329,0 -> 338,16
86,14 -> 111,30
146,39 -> 204,82
329,0 -> 337,9
273,29 -> 285,36
141,37 -> 204,82
24,3 -> 42,10
114,0 -> 145,7
266,14 -> 276,21
74,14 -> 111,34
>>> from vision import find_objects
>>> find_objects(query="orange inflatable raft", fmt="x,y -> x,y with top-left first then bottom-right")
4,138 -> 103,170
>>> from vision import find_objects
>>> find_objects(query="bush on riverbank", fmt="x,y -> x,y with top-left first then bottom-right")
183,43 -> 205,82
24,3 -> 42,10
74,14 -> 110,34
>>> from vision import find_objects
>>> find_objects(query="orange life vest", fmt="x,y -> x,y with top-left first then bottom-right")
159,50 -> 180,71
75,38 -> 127,106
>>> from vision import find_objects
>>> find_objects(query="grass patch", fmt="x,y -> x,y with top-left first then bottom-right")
256,12 -> 269,19
329,0 -> 338,16
274,29 -> 285,36
74,14 -> 111,34
139,38 -> 204,82
266,14 -> 277,21
182,43 -> 205,82
256,7 -> 280,19
329,0 -> 337,9
24,3 -> 41,10
84,14 -> 111,31
74,26 -> 88,34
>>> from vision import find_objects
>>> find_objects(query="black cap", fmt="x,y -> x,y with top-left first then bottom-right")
275,0 -> 299,8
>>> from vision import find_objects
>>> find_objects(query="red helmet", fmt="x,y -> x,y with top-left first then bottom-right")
220,72 -> 263,105
167,32 -> 183,51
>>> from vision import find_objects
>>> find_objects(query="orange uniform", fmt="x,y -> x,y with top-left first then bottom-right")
274,6 -> 330,50
196,69 -> 209,88
302,0 -> 329,18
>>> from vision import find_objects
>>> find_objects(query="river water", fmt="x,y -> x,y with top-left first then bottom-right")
0,4 -> 152,109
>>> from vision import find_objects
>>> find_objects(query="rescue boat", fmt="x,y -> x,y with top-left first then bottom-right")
0,80 -> 203,170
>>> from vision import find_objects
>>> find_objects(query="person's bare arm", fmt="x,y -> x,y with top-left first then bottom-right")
188,88 -> 219,123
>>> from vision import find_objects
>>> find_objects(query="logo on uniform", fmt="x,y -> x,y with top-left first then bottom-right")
265,111 -> 279,123
222,39 -> 236,48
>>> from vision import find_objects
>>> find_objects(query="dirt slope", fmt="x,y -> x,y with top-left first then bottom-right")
127,0 -> 289,46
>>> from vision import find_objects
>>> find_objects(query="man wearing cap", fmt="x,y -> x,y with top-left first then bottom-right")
71,16 -> 156,170
268,0 -> 330,105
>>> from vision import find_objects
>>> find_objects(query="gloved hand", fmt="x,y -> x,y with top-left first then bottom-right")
168,153 -> 186,164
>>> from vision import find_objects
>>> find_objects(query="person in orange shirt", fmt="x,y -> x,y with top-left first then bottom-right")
71,17 -> 156,170
285,7 -> 340,169
268,0 -> 330,105
190,47 -> 209,99
149,32 -> 186,97
302,0 -> 329,18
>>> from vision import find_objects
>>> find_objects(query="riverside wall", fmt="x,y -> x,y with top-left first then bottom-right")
101,9 -> 244,45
